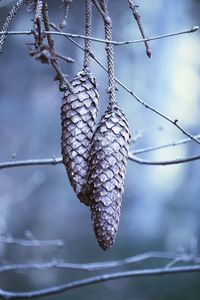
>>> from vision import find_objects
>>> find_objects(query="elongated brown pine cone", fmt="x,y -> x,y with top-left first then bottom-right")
61,70 -> 99,205
88,104 -> 131,250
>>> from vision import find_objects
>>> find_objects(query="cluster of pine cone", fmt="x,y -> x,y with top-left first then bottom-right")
61,70 -> 131,250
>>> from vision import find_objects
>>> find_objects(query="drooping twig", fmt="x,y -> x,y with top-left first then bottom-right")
60,0 -> 72,29
128,0 -> 152,57
30,1 -> 73,93
0,265 -> 200,299
0,0 -> 26,53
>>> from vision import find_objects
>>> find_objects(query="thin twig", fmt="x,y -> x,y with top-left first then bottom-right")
128,153 -> 200,166
0,235 -> 64,247
55,52 -> 74,63
0,22 -> 198,144
51,60 -> 74,93
0,265 -> 200,299
0,26 -> 198,45
0,251 -> 199,273
2,150 -> 200,170
128,0 -> 152,57
40,0 -> 74,92
0,157 -> 63,170
50,24 -> 200,145
132,134 -> 200,155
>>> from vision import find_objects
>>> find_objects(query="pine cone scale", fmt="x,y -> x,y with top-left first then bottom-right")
88,104 -> 131,250
61,71 -> 99,205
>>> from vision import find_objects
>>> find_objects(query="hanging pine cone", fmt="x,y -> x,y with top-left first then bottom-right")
88,104 -> 131,250
61,70 -> 99,206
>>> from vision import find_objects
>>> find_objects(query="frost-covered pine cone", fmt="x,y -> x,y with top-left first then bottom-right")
88,104 -> 131,250
61,70 -> 99,205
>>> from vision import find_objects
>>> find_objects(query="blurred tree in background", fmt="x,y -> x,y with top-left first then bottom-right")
0,0 -> 200,299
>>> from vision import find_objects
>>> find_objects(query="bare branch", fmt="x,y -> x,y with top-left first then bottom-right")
1,150 -> 200,171
132,134 -> 200,155
0,235 -> 64,247
0,251 -> 199,273
50,24 -> 200,145
0,26 -> 198,45
128,153 -> 200,166
0,157 -> 62,170
128,0 -> 152,57
0,265 -> 199,299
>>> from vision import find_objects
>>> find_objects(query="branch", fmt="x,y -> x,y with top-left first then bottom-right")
0,251 -> 199,273
49,24 -> 200,145
0,26 -> 198,45
0,235 -> 64,247
0,265 -> 200,299
128,0 -> 152,57
1,150 -> 200,170
128,153 -> 200,166
0,157 -> 62,170
133,134 -> 200,155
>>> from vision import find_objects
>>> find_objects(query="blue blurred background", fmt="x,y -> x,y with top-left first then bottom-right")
0,0 -> 200,299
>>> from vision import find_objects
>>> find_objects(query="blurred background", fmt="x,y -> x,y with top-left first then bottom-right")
0,0 -> 200,299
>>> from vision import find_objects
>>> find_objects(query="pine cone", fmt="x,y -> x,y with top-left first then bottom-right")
61,70 -> 99,205
88,104 -> 131,250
